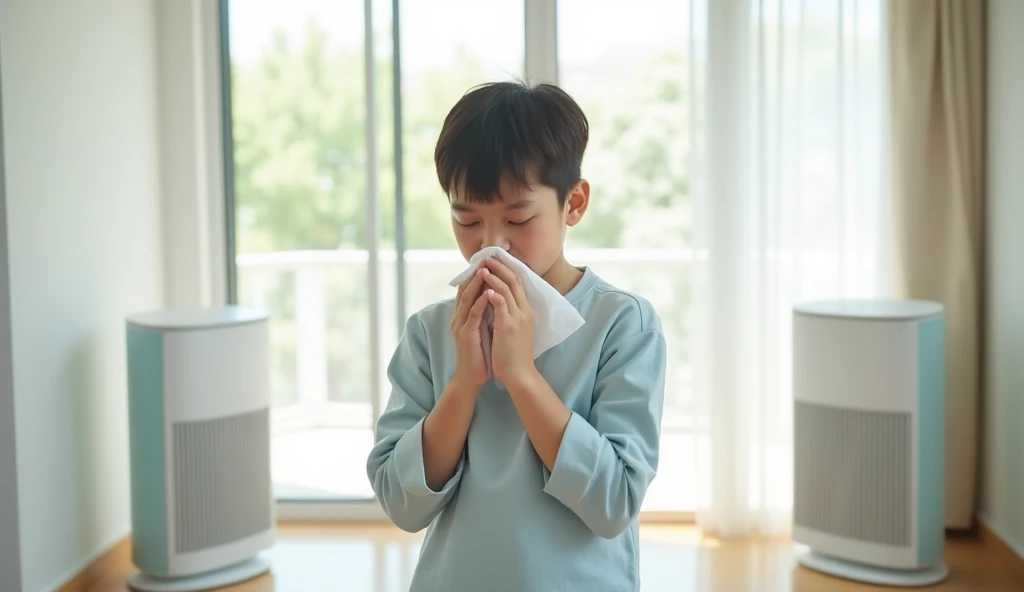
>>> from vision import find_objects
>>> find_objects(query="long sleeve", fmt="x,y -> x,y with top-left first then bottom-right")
541,327 -> 667,539
366,313 -> 463,532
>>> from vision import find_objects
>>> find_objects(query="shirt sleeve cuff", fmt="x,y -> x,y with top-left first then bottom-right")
542,412 -> 601,505
393,417 -> 465,497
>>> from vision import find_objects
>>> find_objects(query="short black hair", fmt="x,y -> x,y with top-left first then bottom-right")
434,80 -> 589,206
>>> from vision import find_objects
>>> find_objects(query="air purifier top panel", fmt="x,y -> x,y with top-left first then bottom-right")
127,306 -> 268,331
794,300 -> 942,321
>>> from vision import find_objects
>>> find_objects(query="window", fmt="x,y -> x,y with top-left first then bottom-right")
222,0 -> 695,515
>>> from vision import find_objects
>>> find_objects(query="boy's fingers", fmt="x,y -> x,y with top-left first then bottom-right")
508,275 -> 528,312
486,289 -> 509,320
455,273 -> 476,306
482,271 -> 518,312
482,258 -> 528,311
464,292 -> 489,329
452,282 -> 465,330
456,271 -> 485,326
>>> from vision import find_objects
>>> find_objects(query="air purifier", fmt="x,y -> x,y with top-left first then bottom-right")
125,306 -> 274,591
792,300 -> 947,587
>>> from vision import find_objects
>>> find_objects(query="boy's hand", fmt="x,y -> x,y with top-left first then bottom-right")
480,257 -> 536,387
450,267 -> 490,391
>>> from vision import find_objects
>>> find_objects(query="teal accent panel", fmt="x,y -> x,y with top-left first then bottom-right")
127,326 -> 168,574
917,316 -> 945,566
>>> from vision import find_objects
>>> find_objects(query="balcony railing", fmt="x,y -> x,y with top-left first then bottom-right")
237,248 -> 696,506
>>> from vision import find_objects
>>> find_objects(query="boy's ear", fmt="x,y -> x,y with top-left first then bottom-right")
564,179 -> 590,227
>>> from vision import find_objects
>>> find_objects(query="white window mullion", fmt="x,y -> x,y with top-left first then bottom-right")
524,0 -> 558,84
364,0 -> 383,427
392,0 -> 407,340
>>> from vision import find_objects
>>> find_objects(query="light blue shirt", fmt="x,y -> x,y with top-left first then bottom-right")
366,267 -> 667,592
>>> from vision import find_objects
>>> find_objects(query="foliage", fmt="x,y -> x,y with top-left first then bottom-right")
230,24 -> 691,254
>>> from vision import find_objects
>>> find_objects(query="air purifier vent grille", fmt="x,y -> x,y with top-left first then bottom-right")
794,401 -> 911,547
172,408 -> 271,554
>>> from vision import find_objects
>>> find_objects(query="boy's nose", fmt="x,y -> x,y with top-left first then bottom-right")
482,232 -> 510,251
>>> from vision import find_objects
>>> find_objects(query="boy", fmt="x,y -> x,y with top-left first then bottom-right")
366,81 -> 666,591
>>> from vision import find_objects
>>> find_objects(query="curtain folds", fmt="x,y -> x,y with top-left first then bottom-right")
887,0 -> 986,529
689,0 -> 890,536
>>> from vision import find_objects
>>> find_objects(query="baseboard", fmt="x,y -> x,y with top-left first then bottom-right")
978,515 -> 1024,586
56,535 -> 131,592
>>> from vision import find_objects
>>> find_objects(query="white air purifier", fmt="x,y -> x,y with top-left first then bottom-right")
791,300 -> 947,587
125,306 -> 275,591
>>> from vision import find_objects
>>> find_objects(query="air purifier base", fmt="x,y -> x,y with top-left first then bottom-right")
797,550 -> 948,587
128,555 -> 271,592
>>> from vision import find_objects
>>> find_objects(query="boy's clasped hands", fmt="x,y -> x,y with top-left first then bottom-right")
450,254 -> 536,391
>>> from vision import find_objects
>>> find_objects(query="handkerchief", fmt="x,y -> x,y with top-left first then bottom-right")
449,246 -> 585,375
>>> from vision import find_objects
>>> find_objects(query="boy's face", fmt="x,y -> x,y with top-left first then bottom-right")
449,171 -> 588,279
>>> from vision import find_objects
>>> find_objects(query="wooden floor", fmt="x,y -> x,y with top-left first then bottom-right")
85,524 -> 1024,592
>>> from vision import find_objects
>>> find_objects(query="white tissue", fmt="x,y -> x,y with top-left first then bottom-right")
449,246 -> 585,375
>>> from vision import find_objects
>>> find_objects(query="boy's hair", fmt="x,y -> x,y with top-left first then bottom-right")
434,80 -> 588,206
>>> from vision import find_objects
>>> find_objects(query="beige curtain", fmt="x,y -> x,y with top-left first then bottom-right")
888,0 -> 986,529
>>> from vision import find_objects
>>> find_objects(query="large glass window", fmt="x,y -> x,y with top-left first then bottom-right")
222,0 -> 693,514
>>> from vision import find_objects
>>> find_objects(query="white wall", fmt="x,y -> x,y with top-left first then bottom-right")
0,44 -> 22,592
981,0 -> 1024,560
0,0 -> 165,590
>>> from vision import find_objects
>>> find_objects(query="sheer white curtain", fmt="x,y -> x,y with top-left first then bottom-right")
687,0 -> 890,537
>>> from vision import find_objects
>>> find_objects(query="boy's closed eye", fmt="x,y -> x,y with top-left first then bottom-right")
453,218 -> 534,227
